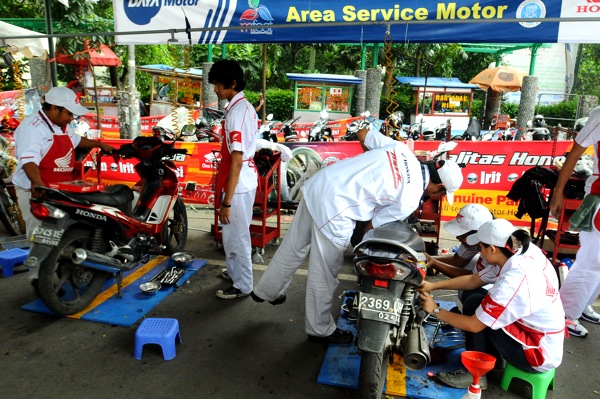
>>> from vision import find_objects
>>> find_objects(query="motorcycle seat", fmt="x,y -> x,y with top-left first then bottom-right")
68,184 -> 134,211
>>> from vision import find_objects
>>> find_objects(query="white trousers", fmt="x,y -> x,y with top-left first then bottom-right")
15,186 -> 39,242
560,203 -> 600,320
254,199 -> 347,337
221,189 -> 256,294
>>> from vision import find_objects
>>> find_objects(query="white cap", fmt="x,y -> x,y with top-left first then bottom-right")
44,87 -> 89,116
437,159 -> 463,205
466,219 -> 515,247
444,204 -> 493,237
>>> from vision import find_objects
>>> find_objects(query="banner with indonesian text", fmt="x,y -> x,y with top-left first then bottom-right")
82,139 -> 573,226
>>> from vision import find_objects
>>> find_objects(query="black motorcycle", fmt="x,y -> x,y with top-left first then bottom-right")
348,221 -> 430,398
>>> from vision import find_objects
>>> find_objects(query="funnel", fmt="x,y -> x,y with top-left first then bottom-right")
461,351 -> 496,386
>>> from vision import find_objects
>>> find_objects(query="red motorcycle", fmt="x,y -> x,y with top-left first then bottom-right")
25,127 -> 194,315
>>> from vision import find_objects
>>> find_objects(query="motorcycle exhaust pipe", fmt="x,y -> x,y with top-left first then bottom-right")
402,325 -> 431,371
71,248 -> 123,273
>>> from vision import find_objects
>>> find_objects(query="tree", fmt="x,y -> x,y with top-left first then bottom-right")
574,44 -> 600,100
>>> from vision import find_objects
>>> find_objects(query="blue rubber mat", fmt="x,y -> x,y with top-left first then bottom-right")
318,299 -> 468,398
21,256 -> 207,327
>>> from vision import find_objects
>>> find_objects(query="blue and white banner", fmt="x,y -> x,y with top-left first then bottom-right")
113,0 -> 600,44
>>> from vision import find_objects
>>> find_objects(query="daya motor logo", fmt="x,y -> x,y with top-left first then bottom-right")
124,0 -> 204,25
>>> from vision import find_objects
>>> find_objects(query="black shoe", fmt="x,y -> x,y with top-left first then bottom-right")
308,328 -> 354,344
216,286 -> 249,299
251,291 -> 286,305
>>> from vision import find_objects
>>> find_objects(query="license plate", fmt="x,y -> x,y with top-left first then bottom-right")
32,226 -> 65,247
357,292 -> 403,325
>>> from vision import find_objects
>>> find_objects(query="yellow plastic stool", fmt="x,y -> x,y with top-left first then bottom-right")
500,362 -> 555,399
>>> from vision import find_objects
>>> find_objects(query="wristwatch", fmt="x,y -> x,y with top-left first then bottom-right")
433,307 -> 441,316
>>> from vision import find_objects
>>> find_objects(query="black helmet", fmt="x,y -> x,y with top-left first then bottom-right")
195,116 -> 209,129
533,115 -> 545,128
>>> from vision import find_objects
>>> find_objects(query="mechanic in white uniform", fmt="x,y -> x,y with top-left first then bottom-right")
420,219 -> 565,389
550,105 -> 600,337
209,60 -> 258,300
252,127 -> 464,344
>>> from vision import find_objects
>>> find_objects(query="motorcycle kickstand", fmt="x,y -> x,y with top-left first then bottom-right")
116,271 -> 124,298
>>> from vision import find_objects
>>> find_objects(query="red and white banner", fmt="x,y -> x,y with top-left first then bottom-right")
82,139 -> 573,226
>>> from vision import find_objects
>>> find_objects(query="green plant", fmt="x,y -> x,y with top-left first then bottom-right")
261,88 -> 295,120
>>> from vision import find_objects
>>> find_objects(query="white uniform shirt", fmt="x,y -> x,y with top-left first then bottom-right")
475,244 -> 565,372
223,91 -> 258,193
575,106 -> 600,196
302,130 -> 424,247
13,112 -> 82,189
456,243 -> 500,285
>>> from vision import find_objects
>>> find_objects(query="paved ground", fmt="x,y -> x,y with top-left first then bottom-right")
1,206 -> 599,399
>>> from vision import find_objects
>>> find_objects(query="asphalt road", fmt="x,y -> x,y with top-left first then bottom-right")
1,206 -> 599,399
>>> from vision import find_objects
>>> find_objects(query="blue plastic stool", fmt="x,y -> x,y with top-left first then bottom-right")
134,318 -> 181,360
500,362 -> 555,399
0,248 -> 29,277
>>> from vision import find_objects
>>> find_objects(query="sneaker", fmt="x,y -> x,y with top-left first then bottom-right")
250,291 -> 287,305
581,305 -> 600,324
437,368 -> 487,390
308,328 -> 354,345
216,286 -> 249,299
221,269 -> 231,280
566,318 -> 589,338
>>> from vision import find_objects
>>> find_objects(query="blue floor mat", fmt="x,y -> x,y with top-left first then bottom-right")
21,256 -> 207,327
318,299 -> 468,398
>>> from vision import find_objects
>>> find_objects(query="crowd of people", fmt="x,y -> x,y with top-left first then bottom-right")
11,59 -> 600,393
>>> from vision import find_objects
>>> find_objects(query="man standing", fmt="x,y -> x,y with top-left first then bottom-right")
13,86 -> 115,240
252,127 -> 463,344
550,105 -> 600,337
209,59 -> 258,300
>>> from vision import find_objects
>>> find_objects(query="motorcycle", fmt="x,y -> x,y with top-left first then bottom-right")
308,110 -> 334,142
380,111 -> 407,141
0,136 -> 25,236
527,114 -> 551,140
347,220 -> 429,398
341,111 -> 373,141
194,116 -> 222,142
452,116 -> 480,141
259,113 -> 278,142
280,116 -> 301,142
24,126 -> 194,316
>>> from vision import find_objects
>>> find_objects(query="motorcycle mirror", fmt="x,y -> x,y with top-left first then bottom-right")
363,111 -> 371,118
267,113 -> 273,121
527,120 -> 533,128
180,124 -> 196,136
320,109 -> 329,119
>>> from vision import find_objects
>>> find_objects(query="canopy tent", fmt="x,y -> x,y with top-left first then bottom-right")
113,0 -> 600,45
0,21 -> 48,59
54,42 -> 121,67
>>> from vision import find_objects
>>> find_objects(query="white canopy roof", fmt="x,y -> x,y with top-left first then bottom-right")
0,21 -> 49,59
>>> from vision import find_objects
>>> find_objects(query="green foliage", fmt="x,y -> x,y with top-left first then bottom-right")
260,88 -> 295,120
574,44 -> 600,99
471,99 -> 483,120
535,100 -> 578,126
500,102 -> 519,119
379,85 -> 413,121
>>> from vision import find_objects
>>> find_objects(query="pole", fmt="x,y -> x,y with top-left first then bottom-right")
262,44 -> 267,122
44,0 -> 57,87
128,44 -> 141,138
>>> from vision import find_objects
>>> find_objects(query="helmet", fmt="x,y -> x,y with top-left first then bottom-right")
195,116 -> 209,129
533,114 -> 545,128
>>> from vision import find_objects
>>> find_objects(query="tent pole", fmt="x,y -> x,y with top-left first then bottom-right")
44,0 -> 57,87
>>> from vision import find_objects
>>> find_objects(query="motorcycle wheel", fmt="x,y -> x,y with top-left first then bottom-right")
0,184 -> 25,236
37,227 -> 109,315
161,197 -> 188,254
359,350 -> 389,399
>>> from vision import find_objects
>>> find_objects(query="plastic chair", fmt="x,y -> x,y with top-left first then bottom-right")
0,248 -> 29,277
134,318 -> 181,361
500,362 -> 555,399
